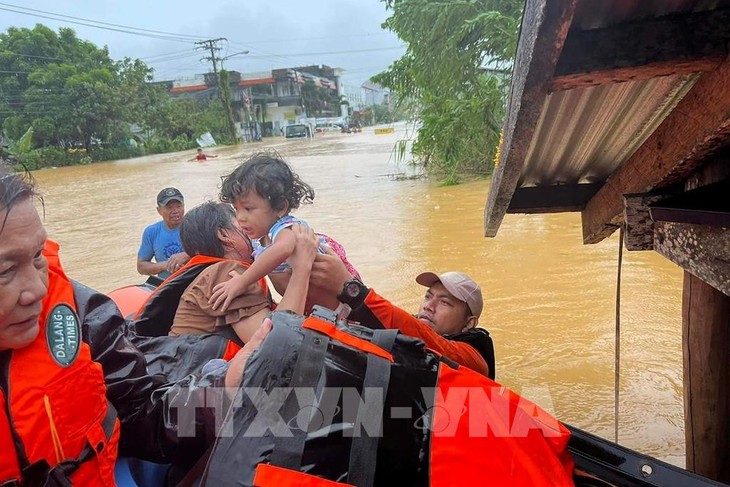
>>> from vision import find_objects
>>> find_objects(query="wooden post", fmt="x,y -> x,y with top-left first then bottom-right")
683,272 -> 730,482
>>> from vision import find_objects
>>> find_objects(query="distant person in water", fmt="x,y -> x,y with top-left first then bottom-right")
209,151 -> 360,313
137,187 -> 190,279
191,148 -> 218,161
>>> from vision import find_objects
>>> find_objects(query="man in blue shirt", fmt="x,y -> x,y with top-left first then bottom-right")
137,187 -> 190,279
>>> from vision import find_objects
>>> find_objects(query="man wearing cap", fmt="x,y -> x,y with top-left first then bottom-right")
310,251 -> 494,378
137,187 -> 190,279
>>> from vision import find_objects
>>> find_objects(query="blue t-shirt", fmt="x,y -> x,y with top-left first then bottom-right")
137,221 -> 184,278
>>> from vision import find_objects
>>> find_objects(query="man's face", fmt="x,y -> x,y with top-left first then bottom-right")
0,198 -> 49,350
157,200 -> 184,229
417,282 -> 474,336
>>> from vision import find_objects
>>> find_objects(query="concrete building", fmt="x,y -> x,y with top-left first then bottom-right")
157,65 -> 344,140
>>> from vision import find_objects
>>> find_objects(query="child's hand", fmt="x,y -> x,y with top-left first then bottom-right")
210,274 -> 248,312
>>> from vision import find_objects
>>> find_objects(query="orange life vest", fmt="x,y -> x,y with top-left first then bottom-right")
0,240 -> 119,486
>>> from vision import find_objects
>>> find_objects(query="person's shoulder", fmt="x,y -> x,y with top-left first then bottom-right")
287,215 -> 311,227
273,215 -> 311,233
142,220 -> 163,235
196,260 -> 246,280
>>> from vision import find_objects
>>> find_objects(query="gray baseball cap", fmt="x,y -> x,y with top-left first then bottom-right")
416,271 -> 483,318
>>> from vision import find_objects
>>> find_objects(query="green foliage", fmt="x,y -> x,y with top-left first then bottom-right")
374,0 -> 522,181
18,146 -> 84,170
88,145 -> 145,162
218,70 -> 239,144
9,126 -> 34,155
0,25 -> 126,152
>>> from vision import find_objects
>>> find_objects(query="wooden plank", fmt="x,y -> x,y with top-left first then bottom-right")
581,57 -> 730,244
484,0 -> 577,237
685,154 -> 730,192
682,272 -> 730,483
654,222 -> 730,296
507,183 -> 602,213
551,9 -> 730,91
623,194 -> 665,251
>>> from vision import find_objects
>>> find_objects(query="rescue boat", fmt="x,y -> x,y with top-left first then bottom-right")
109,280 -> 727,487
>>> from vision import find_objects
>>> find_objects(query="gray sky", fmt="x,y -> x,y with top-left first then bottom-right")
0,1 -> 405,90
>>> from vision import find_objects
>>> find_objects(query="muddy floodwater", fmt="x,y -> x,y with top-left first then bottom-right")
33,124 -> 685,466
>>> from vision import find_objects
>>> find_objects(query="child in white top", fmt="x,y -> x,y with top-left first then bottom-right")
209,152 -> 360,312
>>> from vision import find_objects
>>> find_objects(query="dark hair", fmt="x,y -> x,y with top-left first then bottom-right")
180,201 -> 239,258
0,162 -> 39,235
220,151 -> 314,212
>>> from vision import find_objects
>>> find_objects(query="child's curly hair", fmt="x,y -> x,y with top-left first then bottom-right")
220,151 -> 314,212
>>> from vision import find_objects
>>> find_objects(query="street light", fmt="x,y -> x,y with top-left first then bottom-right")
221,50 -> 249,64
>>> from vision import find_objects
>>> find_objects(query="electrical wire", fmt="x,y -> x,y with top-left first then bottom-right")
615,224 -> 625,443
0,3 -> 201,43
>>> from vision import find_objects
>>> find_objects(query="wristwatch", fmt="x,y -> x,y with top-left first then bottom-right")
337,278 -> 368,307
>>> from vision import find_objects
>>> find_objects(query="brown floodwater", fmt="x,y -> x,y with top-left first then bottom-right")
32,124 -> 685,466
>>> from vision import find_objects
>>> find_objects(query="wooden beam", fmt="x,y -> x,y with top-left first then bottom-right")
551,9 -> 730,91
685,153 -> 730,192
507,183 -> 602,213
683,272 -> 730,483
623,194 -> 666,251
484,0 -> 577,237
581,57 -> 730,244
654,222 -> 730,296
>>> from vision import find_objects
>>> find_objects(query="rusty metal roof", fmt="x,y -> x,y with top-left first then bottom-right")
519,74 -> 698,188
484,0 -> 730,240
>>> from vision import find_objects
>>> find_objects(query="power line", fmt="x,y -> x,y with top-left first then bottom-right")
229,44 -> 405,62
0,3 -> 202,43
141,49 -> 197,62
1,50 -> 63,61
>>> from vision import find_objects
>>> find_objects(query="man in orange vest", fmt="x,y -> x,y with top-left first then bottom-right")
310,250 -> 494,378
0,163 -> 270,486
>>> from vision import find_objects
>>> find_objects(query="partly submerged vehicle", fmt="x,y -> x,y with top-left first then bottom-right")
285,123 -> 312,138
109,279 -> 727,487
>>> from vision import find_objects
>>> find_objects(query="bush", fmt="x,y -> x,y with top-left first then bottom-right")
89,145 -> 145,162
18,147 -> 83,170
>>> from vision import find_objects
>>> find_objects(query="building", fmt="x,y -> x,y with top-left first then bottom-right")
361,81 -> 389,107
158,65 -> 345,140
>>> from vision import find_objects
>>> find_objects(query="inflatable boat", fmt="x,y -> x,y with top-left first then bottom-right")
109,279 -> 727,487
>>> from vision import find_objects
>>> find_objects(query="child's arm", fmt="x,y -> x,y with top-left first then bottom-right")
275,224 -> 317,314
209,229 -> 296,311
225,225 -> 318,343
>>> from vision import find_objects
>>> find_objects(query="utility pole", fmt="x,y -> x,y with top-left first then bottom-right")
195,38 -> 226,78
195,38 -> 240,145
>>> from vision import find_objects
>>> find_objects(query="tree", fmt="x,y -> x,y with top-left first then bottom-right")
218,69 -> 238,144
301,80 -> 341,118
0,25 -> 170,152
374,0 -> 522,182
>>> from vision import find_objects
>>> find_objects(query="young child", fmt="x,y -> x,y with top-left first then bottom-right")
209,151 -> 360,312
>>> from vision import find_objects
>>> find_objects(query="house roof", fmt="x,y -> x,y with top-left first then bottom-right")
484,0 -> 730,244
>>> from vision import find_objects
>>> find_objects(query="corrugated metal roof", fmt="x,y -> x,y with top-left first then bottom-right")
518,73 -> 699,188
485,0 -> 730,236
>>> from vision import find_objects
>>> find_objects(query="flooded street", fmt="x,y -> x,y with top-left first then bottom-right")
33,125 -> 684,465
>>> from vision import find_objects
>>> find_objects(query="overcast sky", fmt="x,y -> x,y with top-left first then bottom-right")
0,1 -> 406,90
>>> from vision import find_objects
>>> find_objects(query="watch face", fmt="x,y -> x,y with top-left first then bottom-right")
346,281 -> 361,297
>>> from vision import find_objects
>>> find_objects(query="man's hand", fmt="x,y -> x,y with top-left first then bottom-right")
310,246 -> 353,296
166,251 -> 190,273
224,318 -> 272,394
